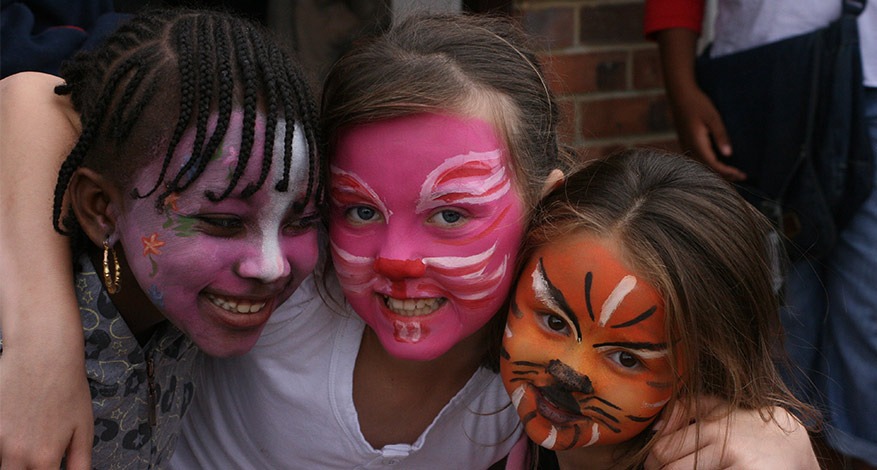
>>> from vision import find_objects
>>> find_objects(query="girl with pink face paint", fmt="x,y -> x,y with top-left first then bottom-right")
2,12 -> 817,470
499,150 -> 818,469
170,14 -> 816,469
0,9 -> 322,467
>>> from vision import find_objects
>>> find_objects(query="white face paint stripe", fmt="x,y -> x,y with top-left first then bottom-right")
237,120 -> 308,282
330,241 -> 372,264
271,121 -> 310,192
644,397 -> 670,408
583,423 -> 600,446
511,385 -> 525,409
422,242 -> 497,269
505,324 -> 513,338
532,263 -> 564,317
599,275 -> 637,327
394,320 -> 422,343
329,165 -> 393,222
416,149 -> 508,213
540,426 -> 558,449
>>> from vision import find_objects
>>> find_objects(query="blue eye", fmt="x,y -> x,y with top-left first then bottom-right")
428,209 -> 466,227
345,205 -> 382,224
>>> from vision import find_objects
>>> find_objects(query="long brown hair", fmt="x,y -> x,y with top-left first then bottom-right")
515,148 -> 818,467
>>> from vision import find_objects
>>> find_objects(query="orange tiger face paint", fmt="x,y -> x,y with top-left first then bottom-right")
500,234 -> 675,450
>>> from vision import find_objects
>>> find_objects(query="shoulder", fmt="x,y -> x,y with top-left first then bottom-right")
0,71 -> 81,148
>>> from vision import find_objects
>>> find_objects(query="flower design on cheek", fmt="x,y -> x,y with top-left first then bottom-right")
164,193 -> 180,212
142,232 -> 165,278
161,193 -> 197,238
142,233 -> 165,256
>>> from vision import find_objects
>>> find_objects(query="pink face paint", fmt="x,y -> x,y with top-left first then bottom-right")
329,113 -> 526,361
113,111 -> 320,357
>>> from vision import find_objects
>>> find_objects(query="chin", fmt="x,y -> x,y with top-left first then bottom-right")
194,330 -> 262,358
378,332 -> 452,362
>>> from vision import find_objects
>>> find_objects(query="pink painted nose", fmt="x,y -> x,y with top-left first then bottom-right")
374,257 -> 426,280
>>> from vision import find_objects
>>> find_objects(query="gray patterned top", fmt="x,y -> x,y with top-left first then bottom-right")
76,256 -> 200,469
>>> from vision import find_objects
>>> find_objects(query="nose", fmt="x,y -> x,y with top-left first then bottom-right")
374,257 -> 426,280
235,236 -> 292,284
546,359 -> 594,394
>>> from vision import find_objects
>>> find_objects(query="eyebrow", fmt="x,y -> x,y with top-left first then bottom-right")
533,258 -> 583,342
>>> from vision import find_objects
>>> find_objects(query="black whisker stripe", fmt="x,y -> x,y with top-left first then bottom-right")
592,416 -> 621,433
585,406 -> 619,423
513,370 -> 538,375
499,346 -> 510,360
646,381 -> 672,389
560,424 -> 582,451
521,411 -> 538,427
577,395 -> 622,411
611,305 -> 658,329
538,258 -> 582,342
626,411 -> 661,422
510,299 -> 524,319
584,271 -> 595,322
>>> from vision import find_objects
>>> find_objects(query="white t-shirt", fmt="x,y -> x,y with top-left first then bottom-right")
169,275 -> 521,469
710,0 -> 877,86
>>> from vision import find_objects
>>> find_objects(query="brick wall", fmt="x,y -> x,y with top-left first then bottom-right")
514,0 -> 678,160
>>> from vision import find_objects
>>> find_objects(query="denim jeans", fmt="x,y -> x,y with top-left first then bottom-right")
783,86 -> 877,465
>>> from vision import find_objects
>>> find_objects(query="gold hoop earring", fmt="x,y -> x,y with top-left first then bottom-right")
103,238 -> 121,294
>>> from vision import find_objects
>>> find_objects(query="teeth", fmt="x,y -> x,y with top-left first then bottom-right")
383,296 -> 445,316
206,293 -> 266,314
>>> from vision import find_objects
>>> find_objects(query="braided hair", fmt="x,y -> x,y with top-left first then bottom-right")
52,9 -> 324,247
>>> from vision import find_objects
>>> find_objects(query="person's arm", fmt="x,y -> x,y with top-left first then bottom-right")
0,72 -> 93,469
643,396 -> 818,469
653,27 -> 746,182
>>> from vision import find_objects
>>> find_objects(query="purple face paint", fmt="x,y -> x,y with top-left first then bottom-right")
329,113 -> 527,361
113,110 -> 320,357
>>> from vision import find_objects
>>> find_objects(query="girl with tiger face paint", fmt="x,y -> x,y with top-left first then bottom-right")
501,235 -> 676,452
498,149 -> 818,469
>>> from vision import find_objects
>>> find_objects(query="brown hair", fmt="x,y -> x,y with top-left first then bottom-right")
512,148 -> 817,467
320,13 -> 570,209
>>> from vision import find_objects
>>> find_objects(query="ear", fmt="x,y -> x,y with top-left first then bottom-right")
541,169 -> 565,198
68,168 -> 125,247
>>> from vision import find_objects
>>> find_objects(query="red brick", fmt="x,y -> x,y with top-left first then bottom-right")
579,3 -> 645,45
580,95 -> 673,139
555,98 -> 577,145
519,6 -> 575,50
633,47 -> 664,90
540,51 -> 628,95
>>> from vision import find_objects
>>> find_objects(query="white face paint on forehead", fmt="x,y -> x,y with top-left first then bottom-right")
112,110 -> 321,358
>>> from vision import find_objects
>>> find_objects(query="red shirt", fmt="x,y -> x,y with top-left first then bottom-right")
643,0 -> 705,38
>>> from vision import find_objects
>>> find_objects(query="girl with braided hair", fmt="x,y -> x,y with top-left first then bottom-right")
0,8 -> 322,467
2,11 -> 815,469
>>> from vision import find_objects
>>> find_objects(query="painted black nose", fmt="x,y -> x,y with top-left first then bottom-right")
546,359 -> 593,394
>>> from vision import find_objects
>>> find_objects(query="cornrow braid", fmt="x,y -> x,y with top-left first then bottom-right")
52,8 -> 325,256
241,25 -> 278,198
